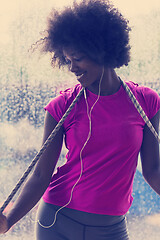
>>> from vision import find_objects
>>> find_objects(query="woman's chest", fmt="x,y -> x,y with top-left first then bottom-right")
64,98 -> 144,151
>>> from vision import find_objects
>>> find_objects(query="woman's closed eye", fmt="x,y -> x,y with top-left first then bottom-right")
64,55 -> 85,65
73,56 -> 85,62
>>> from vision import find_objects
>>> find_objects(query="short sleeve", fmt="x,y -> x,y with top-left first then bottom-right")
44,84 -> 82,123
125,81 -> 160,121
44,94 -> 66,122
141,87 -> 160,120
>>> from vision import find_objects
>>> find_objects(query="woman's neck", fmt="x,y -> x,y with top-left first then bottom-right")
86,68 -> 121,96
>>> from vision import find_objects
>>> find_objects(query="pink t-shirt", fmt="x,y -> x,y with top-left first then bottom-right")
43,81 -> 160,215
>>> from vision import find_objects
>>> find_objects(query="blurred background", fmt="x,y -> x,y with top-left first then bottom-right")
0,0 -> 160,239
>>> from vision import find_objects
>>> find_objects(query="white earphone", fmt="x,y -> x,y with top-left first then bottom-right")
38,66 -> 105,229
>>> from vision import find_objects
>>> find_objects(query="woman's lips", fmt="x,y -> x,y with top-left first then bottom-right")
76,72 -> 86,81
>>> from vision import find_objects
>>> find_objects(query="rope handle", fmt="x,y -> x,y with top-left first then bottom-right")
121,81 -> 160,143
0,87 -> 84,213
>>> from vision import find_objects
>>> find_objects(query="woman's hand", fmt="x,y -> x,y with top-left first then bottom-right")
0,212 -> 9,234
0,112 -> 64,230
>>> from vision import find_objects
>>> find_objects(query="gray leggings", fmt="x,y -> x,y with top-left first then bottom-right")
35,200 -> 129,240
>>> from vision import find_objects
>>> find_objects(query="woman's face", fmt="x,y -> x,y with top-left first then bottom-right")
63,48 -> 104,89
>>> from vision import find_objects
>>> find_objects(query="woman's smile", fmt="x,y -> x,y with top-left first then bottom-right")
76,72 -> 86,82
63,48 -> 103,89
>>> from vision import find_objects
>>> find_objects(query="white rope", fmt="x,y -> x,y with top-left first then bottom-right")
122,80 -> 160,143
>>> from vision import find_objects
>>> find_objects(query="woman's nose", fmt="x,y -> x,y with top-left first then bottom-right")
70,61 -> 78,73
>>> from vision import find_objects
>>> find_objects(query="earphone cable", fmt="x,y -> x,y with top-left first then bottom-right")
38,67 -> 104,228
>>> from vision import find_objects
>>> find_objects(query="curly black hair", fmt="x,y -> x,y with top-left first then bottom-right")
40,0 -> 131,68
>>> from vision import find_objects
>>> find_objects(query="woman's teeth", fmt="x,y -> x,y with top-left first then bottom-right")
77,73 -> 84,80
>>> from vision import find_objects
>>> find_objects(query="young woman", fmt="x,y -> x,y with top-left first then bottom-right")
0,0 -> 160,239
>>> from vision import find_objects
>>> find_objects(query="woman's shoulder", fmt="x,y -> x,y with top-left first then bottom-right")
125,81 -> 159,99
44,84 -> 82,122
59,84 -> 82,101
125,80 -> 160,119
47,84 -> 82,105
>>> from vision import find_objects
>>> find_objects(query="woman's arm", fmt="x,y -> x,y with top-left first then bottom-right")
140,110 -> 160,194
0,111 -> 63,233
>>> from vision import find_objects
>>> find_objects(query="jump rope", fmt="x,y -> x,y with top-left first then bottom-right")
0,69 -> 159,228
